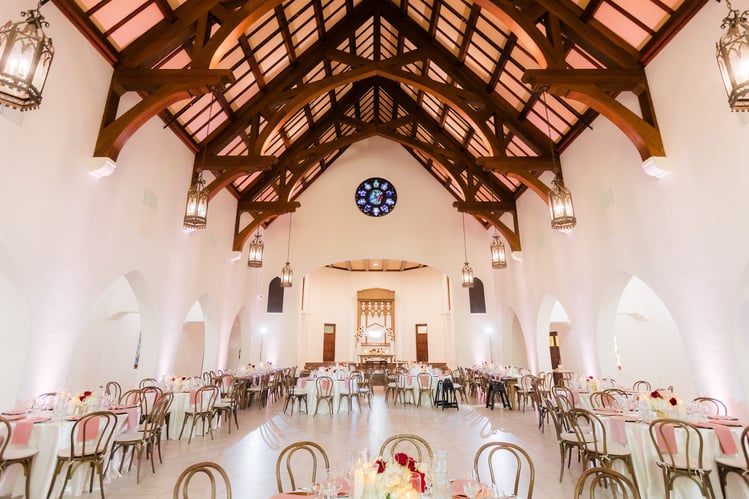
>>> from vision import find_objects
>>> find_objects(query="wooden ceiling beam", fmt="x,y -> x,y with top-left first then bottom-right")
523,68 -> 649,93
478,156 -> 556,172
453,201 -> 515,213
233,201 -> 301,251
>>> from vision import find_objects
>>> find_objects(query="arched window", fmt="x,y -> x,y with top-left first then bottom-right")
469,277 -> 486,314
267,277 -> 284,313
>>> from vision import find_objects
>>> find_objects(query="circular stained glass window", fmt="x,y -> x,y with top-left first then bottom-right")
354,177 -> 397,217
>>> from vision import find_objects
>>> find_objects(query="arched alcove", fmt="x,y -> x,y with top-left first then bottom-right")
67,275 -> 143,391
226,313 -> 243,370
0,244 -> 31,408
174,300 -> 206,376
503,309 -> 527,368
535,295 -> 569,373
600,276 -> 695,396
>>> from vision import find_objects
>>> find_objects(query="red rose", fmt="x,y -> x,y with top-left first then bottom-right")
650,390 -> 661,399
83,391 -> 92,397
394,452 -> 408,467
375,458 -> 385,473
406,457 -> 417,471
669,397 -> 678,406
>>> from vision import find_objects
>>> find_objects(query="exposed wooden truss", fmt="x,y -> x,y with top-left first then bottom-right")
54,0 -> 708,254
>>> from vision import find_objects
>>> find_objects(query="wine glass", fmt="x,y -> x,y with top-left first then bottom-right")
462,470 -> 481,499
322,469 -> 341,499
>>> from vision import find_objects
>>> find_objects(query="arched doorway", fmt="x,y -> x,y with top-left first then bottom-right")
174,300 -> 206,376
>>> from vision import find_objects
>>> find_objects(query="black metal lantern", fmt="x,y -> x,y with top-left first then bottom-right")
0,0 -> 54,111
247,229 -> 264,267
490,231 -> 507,269
716,0 -> 749,110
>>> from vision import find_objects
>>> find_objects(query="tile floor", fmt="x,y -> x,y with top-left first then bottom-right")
103,389 -> 583,498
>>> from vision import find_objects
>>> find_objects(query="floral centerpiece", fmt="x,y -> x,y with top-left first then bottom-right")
72,390 -> 95,414
367,347 -> 385,354
584,375 -> 600,392
373,453 -> 427,497
642,390 -> 683,417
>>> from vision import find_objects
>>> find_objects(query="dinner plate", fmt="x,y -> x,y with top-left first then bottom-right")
4,414 -> 25,421
2,409 -> 29,416
708,415 -> 739,421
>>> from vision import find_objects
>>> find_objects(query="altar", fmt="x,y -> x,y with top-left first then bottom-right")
357,353 -> 395,364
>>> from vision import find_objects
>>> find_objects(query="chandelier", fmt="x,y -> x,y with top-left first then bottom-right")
461,214 -> 474,288
280,213 -> 293,287
716,0 -> 749,110
247,229 -> 264,268
542,91 -> 577,232
0,0 -> 54,111
490,230 -> 507,269
183,91 -> 215,230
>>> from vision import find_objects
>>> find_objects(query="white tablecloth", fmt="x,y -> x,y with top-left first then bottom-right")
598,416 -> 747,498
0,412 -> 128,497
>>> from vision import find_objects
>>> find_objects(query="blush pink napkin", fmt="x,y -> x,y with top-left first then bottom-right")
609,417 -> 627,445
450,479 -> 468,496
321,379 -> 331,391
77,416 -> 100,442
571,391 -> 580,404
655,424 -> 677,454
299,378 -> 308,389
125,407 -> 139,431
189,390 -> 199,405
11,419 -> 34,445
696,422 -> 740,454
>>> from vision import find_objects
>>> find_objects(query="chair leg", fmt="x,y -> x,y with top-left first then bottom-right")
178,414 -> 189,440
97,460 -> 106,499
23,460 -> 31,499
46,460 -> 60,499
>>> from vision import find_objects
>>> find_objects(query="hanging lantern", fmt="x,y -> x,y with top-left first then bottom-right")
549,176 -> 577,232
716,0 -> 749,111
490,232 -> 507,269
247,230 -> 264,268
280,213 -> 293,287
280,262 -> 293,287
0,1 -> 54,111
461,262 -> 474,288
183,174 -> 208,229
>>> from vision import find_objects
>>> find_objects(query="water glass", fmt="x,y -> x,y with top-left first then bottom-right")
462,470 -> 481,499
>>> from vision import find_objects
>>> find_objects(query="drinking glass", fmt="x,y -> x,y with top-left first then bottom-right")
322,469 -> 340,499
462,470 -> 481,499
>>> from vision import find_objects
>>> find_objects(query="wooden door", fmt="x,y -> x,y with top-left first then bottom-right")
323,324 -> 336,362
415,324 -> 428,362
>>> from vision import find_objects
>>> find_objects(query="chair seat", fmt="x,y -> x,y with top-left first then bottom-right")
657,457 -> 713,472
57,444 -> 108,458
715,456 -> 746,470
290,388 -> 307,396
585,441 -> 631,457
4,446 -> 38,460
114,431 -> 146,444
214,401 -> 231,409
560,431 -> 579,443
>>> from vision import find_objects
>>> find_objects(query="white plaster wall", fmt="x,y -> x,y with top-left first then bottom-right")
239,137 -> 502,370
491,3 -> 749,416
303,266 -> 449,364
0,0 -> 249,402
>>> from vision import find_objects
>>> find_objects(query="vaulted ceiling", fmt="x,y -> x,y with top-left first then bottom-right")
52,0 -> 706,252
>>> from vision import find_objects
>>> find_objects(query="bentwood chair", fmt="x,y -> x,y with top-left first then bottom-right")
568,408 -> 639,491
716,425 -> 749,497
275,441 -> 329,493
283,375 -> 308,415
588,391 -> 616,410
139,385 -> 163,424
47,411 -> 119,499
178,385 -> 219,444
384,369 -> 398,404
416,373 -> 434,407
104,381 -> 121,403
473,441 -> 535,499
337,373 -> 361,413
379,434 -> 433,462
632,380 -> 651,392
574,466 -> 641,498
213,381 -> 242,433
545,398 -> 583,482
693,396 -> 728,416
648,418 -> 716,499
313,376 -> 335,417
109,393 -> 169,483
138,377 -> 159,388
173,461 -> 232,499
0,415 -> 38,499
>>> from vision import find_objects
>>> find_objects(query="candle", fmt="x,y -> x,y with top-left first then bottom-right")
353,466 -> 363,499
